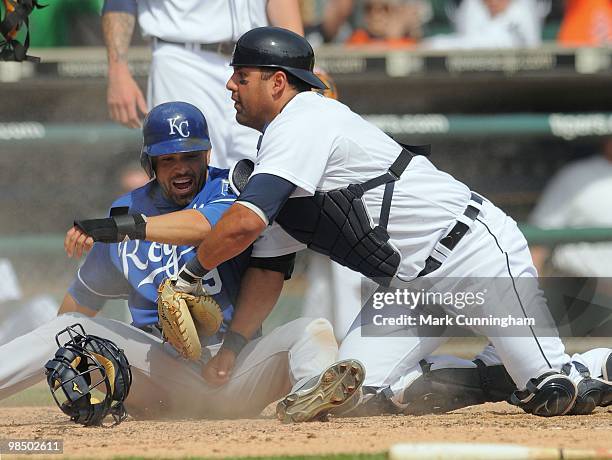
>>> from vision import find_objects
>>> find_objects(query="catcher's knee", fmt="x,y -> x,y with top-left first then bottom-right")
510,373 -> 577,417
398,359 -> 517,415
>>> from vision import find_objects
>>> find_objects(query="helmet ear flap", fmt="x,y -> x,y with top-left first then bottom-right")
140,151 -> 155,179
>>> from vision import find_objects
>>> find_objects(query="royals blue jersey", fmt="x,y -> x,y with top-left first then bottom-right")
68,167 -> 250,340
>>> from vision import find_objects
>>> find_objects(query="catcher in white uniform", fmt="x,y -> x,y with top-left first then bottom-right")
102,0 -> 302,168
156,27 -> 611,420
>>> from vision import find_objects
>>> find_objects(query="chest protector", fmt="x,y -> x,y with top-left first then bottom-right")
275,146 -> 427,286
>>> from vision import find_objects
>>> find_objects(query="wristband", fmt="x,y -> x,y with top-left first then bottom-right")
114,214 -> 147,241
180,256 -> 209,283
74,214 -> 146,243
221,330 -> 249,356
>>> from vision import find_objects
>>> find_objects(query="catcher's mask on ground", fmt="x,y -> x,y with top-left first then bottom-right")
44,323 -> 132,426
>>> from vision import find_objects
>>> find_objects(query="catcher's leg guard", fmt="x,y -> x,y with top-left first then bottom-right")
569,360 -> 612,415
395,359 -> 517,415
510,372 -> 577,417
276,359 -> 365,423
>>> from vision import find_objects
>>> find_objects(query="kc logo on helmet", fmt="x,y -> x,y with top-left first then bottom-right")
167,116 -> 190,137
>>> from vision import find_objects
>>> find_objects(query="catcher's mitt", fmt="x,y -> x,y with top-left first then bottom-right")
157,278 -> 223,360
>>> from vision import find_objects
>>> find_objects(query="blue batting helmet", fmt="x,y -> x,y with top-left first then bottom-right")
140,102 -> 212,178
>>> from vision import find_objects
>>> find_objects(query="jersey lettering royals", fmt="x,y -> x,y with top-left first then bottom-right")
68,167 -> 249,338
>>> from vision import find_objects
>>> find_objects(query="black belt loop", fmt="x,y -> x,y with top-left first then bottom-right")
418,192 -> 483,277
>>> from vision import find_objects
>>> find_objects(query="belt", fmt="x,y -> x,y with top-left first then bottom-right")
418,192 -> 484,277
153,37 -> 235,55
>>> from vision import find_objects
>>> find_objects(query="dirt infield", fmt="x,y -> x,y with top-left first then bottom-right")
1,403 -> 610,459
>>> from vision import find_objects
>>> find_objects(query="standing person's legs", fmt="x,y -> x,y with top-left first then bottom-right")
302,254 -> 363,343
148,44 -> 260,168
331,262 -> 364,341
301,254 -> 334,332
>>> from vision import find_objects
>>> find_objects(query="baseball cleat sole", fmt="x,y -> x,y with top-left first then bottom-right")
276,359 -> 365,423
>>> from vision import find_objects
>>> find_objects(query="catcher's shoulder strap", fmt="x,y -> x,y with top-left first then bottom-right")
351,143 -> 428,230
1,0 -> 45,62
276,144 -> 429,286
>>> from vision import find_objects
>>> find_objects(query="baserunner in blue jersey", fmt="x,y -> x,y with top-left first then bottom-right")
0,102 -> 341,419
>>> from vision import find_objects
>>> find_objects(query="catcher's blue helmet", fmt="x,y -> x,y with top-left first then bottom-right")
140,101 -> 212,178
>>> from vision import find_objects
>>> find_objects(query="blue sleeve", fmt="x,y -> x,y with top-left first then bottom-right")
237,174 -> 296,223
102,0 -> 137,15
67,243 -> 131,311
192,177 -> 236,226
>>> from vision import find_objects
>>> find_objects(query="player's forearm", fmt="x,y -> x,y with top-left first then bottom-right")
102,12 -> 135,70
145,210 -> 212,247
230,267 -> 285,339
266,0 -> 304,35
196,204 -> 267,270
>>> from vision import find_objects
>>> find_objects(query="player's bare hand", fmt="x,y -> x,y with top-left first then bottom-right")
107,64 -> 148,129
202,347 -> 236,387
65,226 -> 94,259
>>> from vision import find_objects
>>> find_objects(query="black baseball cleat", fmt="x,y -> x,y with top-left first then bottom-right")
276,359 -> 365,423
568,353 -> 612,415
510,372 -> 577,417
570,377 -> 612,415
